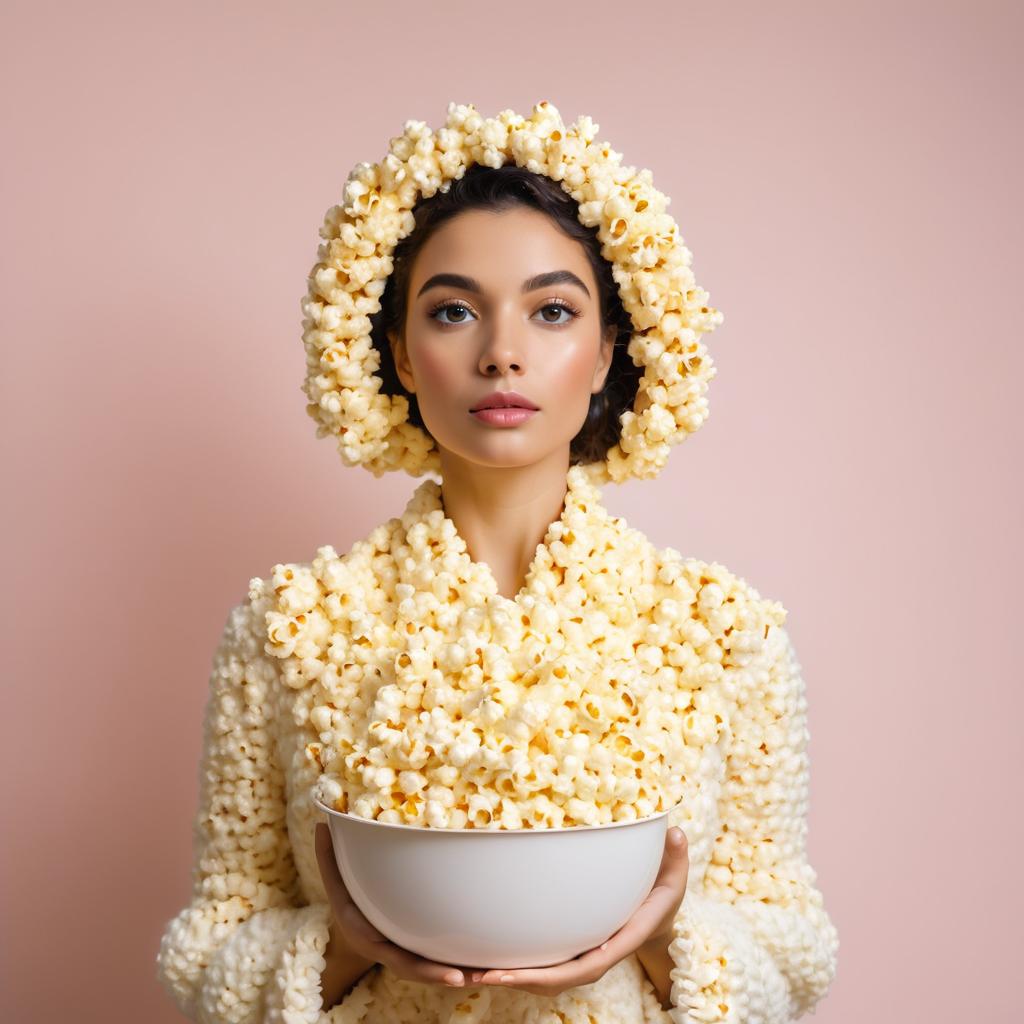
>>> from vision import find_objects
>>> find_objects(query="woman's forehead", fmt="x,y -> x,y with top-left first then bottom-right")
409,207 -> 593,292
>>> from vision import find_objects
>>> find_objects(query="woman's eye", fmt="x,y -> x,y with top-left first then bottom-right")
430,302 -> 477,326
428,299 -> 580,327
534,302 -> 578,326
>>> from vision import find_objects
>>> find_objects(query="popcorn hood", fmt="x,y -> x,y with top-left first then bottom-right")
300,100 -> 723,485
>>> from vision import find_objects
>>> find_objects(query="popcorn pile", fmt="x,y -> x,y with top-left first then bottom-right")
299,100 -> 724,485
265,463 -> 785,831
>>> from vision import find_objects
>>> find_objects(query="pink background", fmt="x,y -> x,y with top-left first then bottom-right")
4,1 -> 1020,1020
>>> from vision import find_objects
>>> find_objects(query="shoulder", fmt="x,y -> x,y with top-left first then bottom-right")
252,537 -> 382,688
653,545 -> 789,664
213,575 -> 279,661
262,511 -> 406,611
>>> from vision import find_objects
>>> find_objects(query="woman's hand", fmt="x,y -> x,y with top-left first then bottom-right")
471,825 -> 689,997
314,822 -> 473,988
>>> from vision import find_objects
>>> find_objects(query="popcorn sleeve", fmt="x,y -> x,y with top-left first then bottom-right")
667,623 -> 840,1023
155,583 -> 340,1023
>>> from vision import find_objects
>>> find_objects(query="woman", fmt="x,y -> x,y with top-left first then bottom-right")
156,102 -> 839,1023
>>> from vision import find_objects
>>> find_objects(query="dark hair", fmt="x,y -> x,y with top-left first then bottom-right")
367,163 -> 641,467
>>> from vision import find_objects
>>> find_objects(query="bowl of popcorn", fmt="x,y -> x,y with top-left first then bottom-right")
314,794 -> 671,969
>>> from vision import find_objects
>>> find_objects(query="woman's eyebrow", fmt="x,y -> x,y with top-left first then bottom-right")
415,269 -> 591,299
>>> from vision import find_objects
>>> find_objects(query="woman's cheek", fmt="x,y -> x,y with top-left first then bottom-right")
412,344 -> 466,435
547,343 -> 603,433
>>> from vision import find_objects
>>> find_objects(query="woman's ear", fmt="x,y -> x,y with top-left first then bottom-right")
592,324 -> 616,393
388,329 -> 416,394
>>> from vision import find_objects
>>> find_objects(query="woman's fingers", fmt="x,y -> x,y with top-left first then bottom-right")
348,927 -> 468,987
646,827 -> 690,907
478,937 -> 608,988
645,826 -> 689,936
663,826 -> 689,873
384,943 -> 469,986
478,956 -> 595,991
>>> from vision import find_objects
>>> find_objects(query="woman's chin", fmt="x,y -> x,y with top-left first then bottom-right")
436,442 -> 567,474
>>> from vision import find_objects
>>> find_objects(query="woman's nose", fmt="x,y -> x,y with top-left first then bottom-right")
478,311 -> 526,375
480,351 -> 522,374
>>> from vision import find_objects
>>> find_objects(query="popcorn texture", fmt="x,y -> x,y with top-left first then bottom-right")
666,627 -> 840,1023
155,588 -> 341,1023
272,465 -> 776,833
300,100 -> 723,484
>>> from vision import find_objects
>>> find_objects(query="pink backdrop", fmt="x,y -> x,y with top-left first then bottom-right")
4,1 -> 1020,1021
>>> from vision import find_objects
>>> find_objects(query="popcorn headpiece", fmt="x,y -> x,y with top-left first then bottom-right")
299,100 -> 724,485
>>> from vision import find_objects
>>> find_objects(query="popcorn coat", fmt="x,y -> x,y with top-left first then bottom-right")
156,467 -> 839,1023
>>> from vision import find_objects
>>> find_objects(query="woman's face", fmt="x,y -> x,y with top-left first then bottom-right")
387,206 -> 615,472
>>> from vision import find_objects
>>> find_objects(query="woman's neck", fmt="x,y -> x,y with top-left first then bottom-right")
438,453 -> 572,600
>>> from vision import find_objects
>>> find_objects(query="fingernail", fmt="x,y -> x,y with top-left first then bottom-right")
445,971 -> 463,986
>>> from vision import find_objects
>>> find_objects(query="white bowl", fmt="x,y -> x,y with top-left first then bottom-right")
314,795 -> 670,970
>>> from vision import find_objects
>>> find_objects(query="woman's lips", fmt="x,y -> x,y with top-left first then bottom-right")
470,407 -> 538,427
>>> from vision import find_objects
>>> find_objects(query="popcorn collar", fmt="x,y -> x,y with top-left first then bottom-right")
399,462 -> 607,612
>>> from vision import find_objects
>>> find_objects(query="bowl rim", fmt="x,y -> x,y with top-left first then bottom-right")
313,794 -> 675,834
